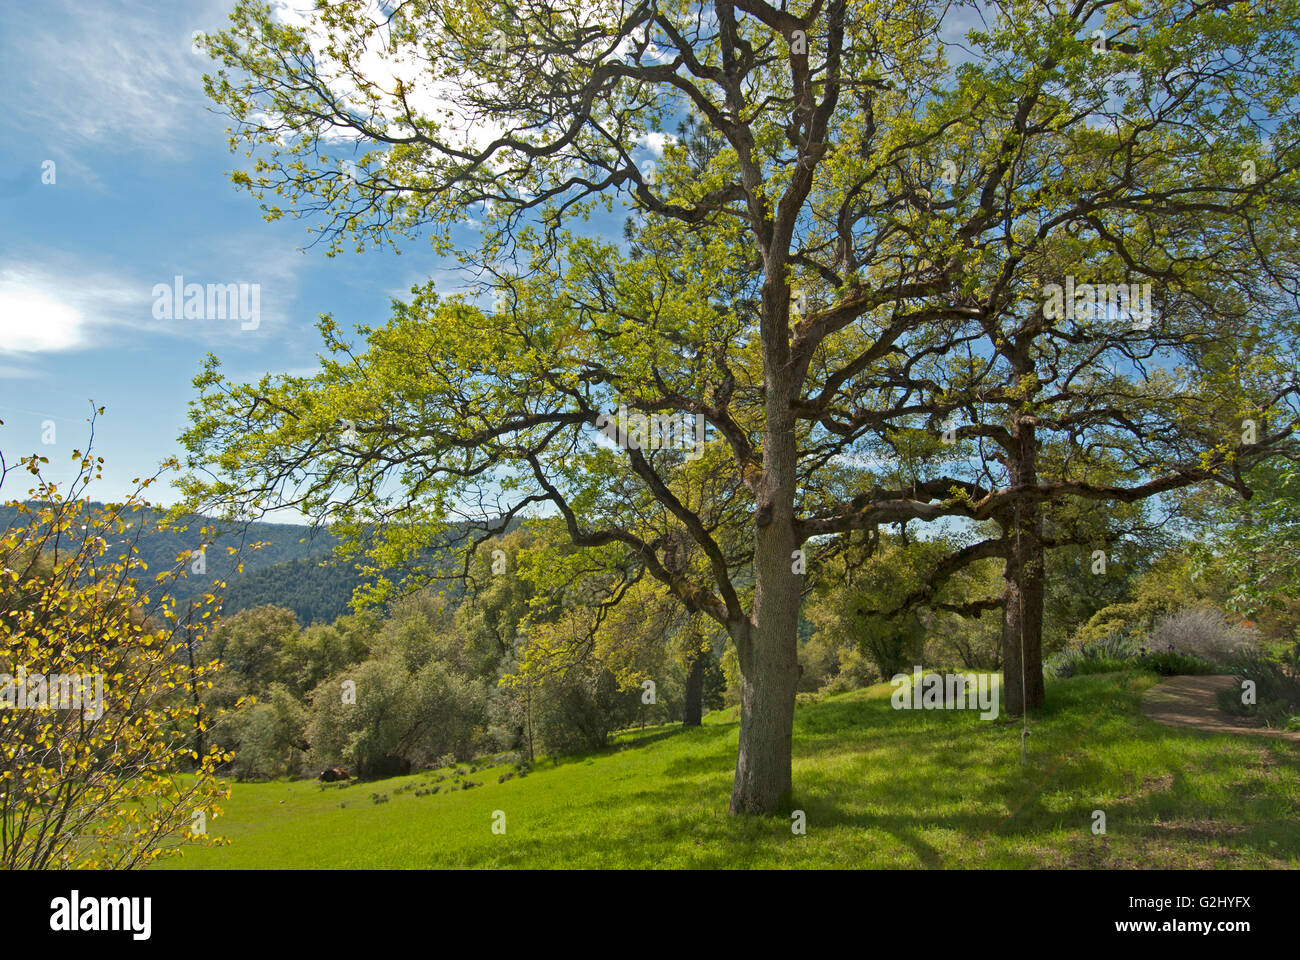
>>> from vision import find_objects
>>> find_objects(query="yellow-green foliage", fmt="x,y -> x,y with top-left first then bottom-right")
1,438 -> 230,868
1072,550 -> 1220,646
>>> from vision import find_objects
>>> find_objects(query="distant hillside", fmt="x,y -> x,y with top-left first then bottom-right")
2,502 -> 498,627
222,554 -> 370,625
0,501 -> 339,604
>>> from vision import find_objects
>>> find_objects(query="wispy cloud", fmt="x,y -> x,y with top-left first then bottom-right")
0,0 -> 227,157
0,239 -> 306,356
0,363 -> 45,380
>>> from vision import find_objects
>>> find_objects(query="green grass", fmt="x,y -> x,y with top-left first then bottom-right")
158,672 -> 1300,868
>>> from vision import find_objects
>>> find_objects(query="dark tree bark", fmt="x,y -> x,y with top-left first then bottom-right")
1002,407 -> 1046,715
683,648 -> 705,727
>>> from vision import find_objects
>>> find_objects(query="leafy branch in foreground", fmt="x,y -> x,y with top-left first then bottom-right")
1,415 -> 232,869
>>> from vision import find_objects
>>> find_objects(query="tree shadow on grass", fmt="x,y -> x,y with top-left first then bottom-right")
363,676 -> 1300,867
540,720 -> 737,774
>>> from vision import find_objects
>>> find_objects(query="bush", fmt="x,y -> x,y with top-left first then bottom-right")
0,449 -> 229,868
224,684 -> 309,780
1048,630 -> 1217,678
798,633 -> 842,691
1046,632 -> 1137,679
532,668 -> 635,757
820,643 -> 881,693
1148,606 -> 1258,665
1216,648 -> 1300,728
1072,599 -> 1163,647
1137,650 -> 1215,677
304,651 -> 489,779
1071,657 -> 1135,676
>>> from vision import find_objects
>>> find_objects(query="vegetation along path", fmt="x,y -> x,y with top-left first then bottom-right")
1141,675 -> 1300,741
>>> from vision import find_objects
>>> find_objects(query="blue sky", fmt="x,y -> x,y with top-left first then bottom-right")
0,0 -> 481,505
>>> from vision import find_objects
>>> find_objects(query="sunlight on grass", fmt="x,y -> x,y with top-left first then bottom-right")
158,673 -> 1300,869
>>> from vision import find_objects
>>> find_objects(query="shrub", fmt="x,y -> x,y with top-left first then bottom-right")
1216,649 -> 1300,728
529,668 -> 636,758
1137,650 -> 1215,677
1046,632 -> 1137,679
305,655 -> 487,778
223,683 -> 309,780
1048,630 -> 1216,678
1,450 -> 230,868
1071,657 -> 1135,676
1149,606 -> 1258,665
798,633 -> 842,692
1072,599 -> 1163,647
820,643 -> 881,694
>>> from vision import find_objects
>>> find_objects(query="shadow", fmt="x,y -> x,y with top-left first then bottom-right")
179,673 -> 1300,869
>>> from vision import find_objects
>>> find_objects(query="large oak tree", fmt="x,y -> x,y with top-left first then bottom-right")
188,0 -> 1300,812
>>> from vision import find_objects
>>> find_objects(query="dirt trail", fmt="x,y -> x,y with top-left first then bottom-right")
1141,674 -> 1300,741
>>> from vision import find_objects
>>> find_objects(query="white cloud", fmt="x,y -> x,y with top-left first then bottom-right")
0,0 -> 228,156
0,282 -> 86,353
0,239 -> 305,355
636,132 -> 676,158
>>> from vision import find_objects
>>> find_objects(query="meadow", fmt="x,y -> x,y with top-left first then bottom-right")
160,672 -> 1300,869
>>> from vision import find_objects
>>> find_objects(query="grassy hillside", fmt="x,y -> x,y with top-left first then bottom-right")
160,672 -> 1300,869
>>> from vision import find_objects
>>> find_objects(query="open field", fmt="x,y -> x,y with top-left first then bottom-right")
160,672 -> 1300,869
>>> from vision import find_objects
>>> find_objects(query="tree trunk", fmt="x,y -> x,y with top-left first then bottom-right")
525,688 -> 535,763
730,584 -> 799,814
730,370 -> 801,815
1002,424 -> 1046,716
683,648 -> 705,727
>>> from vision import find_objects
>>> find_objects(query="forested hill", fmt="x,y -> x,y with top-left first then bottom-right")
1,503 -> 492,626
222,554 -> 371,625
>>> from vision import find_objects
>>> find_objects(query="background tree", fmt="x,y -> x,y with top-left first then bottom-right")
795,1 -> 1300,712
1206,458 -> 1300,628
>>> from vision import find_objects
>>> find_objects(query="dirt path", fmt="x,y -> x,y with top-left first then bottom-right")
1141,674 -> 1300,741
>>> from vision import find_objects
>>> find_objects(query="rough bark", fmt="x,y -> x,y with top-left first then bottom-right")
729,569 -> 800,814
683,647 -> 705,727
729,347 -> 802,815
1002,420 -> 1047,716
